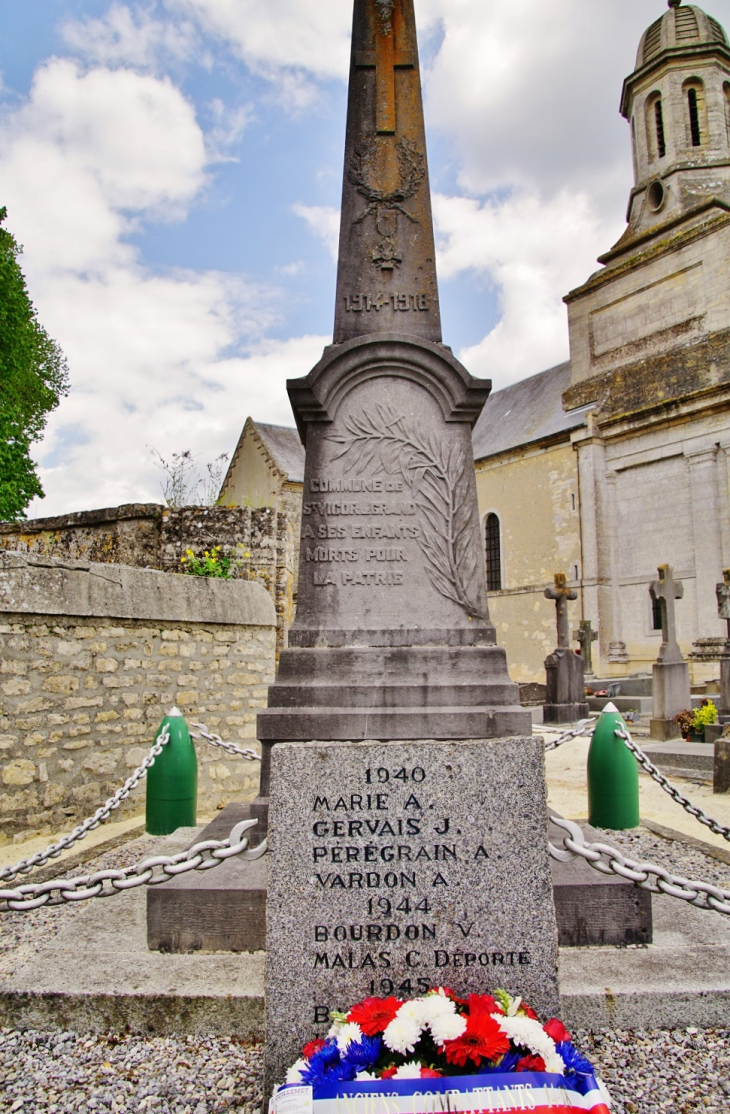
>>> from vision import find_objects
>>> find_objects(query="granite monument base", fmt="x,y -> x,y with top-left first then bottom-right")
543,648 -> 589,725
721,656 -> 730,719
264,737 -> 560,1097
715,739 -> 730,794
651,660 -> 691,741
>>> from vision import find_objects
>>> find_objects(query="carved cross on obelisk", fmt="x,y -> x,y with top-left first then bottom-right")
356,0 -> 416,134
545,573 -> 577,650
650,564 -> 684,664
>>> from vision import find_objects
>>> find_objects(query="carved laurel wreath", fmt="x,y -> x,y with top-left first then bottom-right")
348,138 -> 426,227
327,404 -> 488,619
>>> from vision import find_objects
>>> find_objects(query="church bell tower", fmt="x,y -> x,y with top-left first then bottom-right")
623,0 -> 730,237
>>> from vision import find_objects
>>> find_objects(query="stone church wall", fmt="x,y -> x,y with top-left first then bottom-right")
475,441 -> 583,683
0,553 -> 276,842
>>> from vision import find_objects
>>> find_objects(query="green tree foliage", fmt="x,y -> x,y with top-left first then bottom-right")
0,207 -> 69,520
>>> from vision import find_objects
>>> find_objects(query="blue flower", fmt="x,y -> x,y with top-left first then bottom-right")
301,1041 -> 354,1087
557,1042 -> 594,1077
481,1050 -> 522,1074
341,1036 -> 382,1074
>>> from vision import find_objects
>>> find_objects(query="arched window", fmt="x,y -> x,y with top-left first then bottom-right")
687,87 -> 701,146
646,94 -> 666,161
484,514 -> 502,592
655,99 -> 667,158
683,79 -> 707,148
652,597 -> 663,632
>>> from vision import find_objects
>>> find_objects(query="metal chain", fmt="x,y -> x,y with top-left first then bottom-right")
549,815 -> 730,916
0,820 -> 267,913
0,725 -> 172,884
542,719 -> 596,752
190,721 -> 261,762
616,726 -> 730,843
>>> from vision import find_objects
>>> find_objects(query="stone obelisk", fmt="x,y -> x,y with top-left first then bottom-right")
254,0 -> 530,831
263,5 -> 558,1090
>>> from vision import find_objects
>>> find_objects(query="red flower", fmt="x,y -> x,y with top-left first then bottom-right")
419,1068 -> 443,1078
348,997 -> 403,1036
516,1054 -> 546,1073
302,1039 -> 326,1060
543,1018 -> 571,1044
380,1067 -> 398,1079
521,1005 -> 539,1020
441,995 -> 510,1067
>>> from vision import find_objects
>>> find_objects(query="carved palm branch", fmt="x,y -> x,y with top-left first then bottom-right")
327,405 -> 488,619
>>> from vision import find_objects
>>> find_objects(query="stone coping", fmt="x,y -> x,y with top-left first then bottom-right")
0,551 -> 276,628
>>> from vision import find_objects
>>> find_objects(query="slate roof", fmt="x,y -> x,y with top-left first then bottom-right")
471,361 -> 588,462
253,420 -> 305,483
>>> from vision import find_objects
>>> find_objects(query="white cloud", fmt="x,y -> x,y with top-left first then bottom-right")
165,0 -> 352,81
433,189 -> 623,386
292,203 -> 340,262
62,2 -> 197,69
0,55 -> 313,517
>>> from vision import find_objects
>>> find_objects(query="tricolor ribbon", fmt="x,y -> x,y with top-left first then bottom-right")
275,1073 -> 611,1114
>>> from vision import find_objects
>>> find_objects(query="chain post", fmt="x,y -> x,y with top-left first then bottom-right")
588,701 -> 640,830
145,708 -> 198,836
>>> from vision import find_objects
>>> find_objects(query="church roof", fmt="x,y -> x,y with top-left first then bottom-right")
636,2 -> 728,71
472,361 -> 587,462
252,420 -> 305,483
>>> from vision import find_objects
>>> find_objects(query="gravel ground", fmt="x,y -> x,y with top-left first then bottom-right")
0,1027 -> 728,1114
0,1030 -> 263,1113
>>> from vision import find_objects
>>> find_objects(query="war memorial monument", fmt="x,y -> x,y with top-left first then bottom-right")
262,0 -> 559,1089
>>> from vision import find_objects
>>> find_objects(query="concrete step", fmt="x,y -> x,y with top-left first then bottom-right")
641,741 -> 714,783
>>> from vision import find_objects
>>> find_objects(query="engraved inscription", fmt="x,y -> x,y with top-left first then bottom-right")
307,763 -> 531,997
344,293 -> 430,312
327,404 -> 488,619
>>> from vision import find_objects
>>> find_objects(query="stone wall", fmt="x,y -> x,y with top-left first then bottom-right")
0,553 -> 276,843
0,502 -> 298,657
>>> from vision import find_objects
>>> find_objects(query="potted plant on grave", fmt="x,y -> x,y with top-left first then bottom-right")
674,701 -> 718,742
276,988 -> 612,1114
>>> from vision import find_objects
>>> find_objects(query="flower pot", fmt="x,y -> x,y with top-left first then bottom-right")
689,730 -> 705,743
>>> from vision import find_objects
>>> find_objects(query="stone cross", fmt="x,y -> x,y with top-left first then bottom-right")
716,569 -> 730,643
545,572 -> 578,649
356,0 -> 416,134
573,619 -> 598,675
650,564 -> 684,663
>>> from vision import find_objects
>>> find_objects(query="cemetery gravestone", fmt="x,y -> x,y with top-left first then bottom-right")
262,0 -> 557,1096
574,619 -> 598,677
650,564 -> 691,741
715,569 -> 730,721
543,574 -> 589,724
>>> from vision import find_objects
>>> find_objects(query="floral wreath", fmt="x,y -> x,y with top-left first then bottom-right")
284,988 -> 611,1109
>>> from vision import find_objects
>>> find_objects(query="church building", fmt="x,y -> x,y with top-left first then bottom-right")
474,0 -> 730,683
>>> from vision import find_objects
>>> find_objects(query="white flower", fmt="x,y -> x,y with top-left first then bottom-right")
383,1012 -> 422,1054
335,1023 -> 363,1051
393,1062 -> 424,1080
356,1072 -> 377,1082
493,1015 -> 565,1075
429,1011 -> 467,1045
327,1021 -> 343,1040
286,1060 -> 307,1084
417,995 -> 456,1023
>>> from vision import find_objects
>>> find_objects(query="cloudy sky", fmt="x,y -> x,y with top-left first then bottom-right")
3,0 -> 729,516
